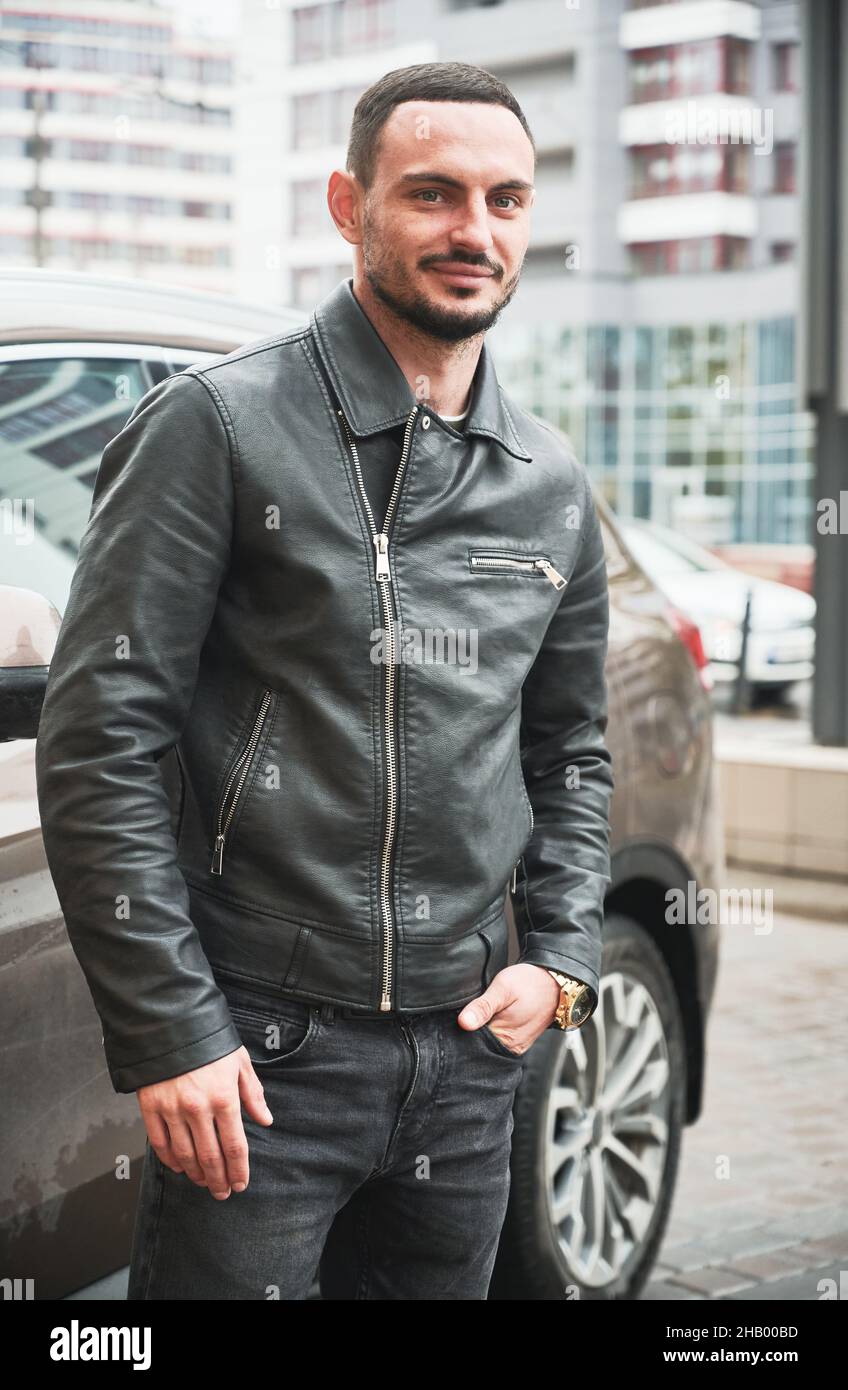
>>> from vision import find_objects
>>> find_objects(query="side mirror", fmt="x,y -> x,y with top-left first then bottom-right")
0,585 -> 61,741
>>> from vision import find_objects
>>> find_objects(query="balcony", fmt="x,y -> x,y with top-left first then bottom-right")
621,1 -> 760,50
618,190 -> 757,242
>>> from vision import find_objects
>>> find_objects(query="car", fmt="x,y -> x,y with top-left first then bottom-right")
0,268 -> 722,1302
618,519 -> 816,697
708,542 -> 814,597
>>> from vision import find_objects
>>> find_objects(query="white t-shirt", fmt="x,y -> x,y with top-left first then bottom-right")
441,406 -> 469,427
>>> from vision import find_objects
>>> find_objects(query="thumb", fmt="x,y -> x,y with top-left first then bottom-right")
458,989 -> 501,1031
238,1055 -> 274,1126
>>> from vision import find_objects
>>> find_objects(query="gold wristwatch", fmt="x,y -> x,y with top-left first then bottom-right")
546,969 -> 596,1030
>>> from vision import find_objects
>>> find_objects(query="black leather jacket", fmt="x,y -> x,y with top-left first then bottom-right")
35,277 -> 614,1094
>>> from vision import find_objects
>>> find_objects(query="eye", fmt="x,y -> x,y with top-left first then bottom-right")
493,195 -> 521,210
415,189 -> 445,203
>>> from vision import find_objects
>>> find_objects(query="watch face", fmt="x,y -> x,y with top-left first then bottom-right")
570,989 -> 593,1027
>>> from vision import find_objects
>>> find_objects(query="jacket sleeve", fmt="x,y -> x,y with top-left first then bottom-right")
513,460 -> 614,1020
35,369 -> 245,1094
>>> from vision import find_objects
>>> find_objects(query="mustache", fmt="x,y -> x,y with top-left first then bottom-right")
421,254 -> 502,276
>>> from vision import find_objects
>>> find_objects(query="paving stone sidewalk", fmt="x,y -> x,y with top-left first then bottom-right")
643,898 -> 848,1300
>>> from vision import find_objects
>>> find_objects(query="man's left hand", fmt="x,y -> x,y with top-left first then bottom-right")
457,963 -> 560,1055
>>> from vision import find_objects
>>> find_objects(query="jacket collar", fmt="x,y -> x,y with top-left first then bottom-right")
310,277 -> 532,461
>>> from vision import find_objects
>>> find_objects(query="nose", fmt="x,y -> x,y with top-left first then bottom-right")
447,194 -> 495,259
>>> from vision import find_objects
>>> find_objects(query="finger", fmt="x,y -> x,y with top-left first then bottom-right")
457,990 -> 503,1029
143,1108 -> 186,1175
185,1112 -> 232,1199
213,1096 -> 252,1192
164,1115 -> 208,1189
238,1050 -> 274,1127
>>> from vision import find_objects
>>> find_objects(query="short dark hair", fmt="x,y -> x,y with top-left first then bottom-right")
345,61 -> 536,191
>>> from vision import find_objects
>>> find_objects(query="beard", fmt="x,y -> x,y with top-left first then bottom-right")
362,210 -> 522,343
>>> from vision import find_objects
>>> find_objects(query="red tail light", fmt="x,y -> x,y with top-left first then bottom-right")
665,605 -> 712,691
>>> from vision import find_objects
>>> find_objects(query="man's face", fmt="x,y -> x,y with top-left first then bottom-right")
358,100 -> 535,343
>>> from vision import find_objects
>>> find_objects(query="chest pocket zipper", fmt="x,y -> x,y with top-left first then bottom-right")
211,688 -> 274,875
469,551 -> 567,590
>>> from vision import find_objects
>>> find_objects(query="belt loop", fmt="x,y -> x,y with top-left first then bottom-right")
320,1002 -> 336,1025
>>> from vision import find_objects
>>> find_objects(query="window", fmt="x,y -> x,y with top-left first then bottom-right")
0,355 -> 157,614
292,0 -> 396,63
629,36 -> 750,103
773,41 -> 799,93
773,143 -> 796,195
630,143 -> 742,198
292,86 -> 363,150
292,92 -> 324,150
630,237 -> 750,275
291,263 -> 352,311
291,180 -> 329,238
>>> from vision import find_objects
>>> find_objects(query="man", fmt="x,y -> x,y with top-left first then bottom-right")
35,61 -> 614,1300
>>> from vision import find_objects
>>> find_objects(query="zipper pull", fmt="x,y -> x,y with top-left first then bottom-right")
380,991 -> 392,1012
373,532 -> 390,581
511,861 -> 519,893
535,558 -> 567,590
211,834 -> 225,875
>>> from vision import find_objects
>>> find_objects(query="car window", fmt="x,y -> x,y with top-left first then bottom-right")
0,355 -> 154,617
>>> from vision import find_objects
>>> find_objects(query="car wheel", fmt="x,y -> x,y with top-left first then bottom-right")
488,911 -> 687,1300
751,681 -> 794,704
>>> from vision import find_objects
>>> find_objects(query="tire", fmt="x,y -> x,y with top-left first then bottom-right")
488,912 -> 687,1300
750,682 -> 794,704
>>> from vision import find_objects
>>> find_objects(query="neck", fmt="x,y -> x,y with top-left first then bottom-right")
352,275 -> 482,418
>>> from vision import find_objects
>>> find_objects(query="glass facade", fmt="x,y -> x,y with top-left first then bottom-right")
492,314 -> 815,545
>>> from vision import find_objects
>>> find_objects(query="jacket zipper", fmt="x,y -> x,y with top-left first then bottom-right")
211,688 -> 273,875
337,402 -> 420,1011
470,553 -> 568,589
511,778 -> 535,891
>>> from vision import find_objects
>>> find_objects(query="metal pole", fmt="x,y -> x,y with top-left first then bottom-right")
801,0 -> 848,745
732,590 -> 753,715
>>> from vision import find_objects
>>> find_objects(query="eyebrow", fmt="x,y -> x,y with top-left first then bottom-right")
398,172 -> 534,195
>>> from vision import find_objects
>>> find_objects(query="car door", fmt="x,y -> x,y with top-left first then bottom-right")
0,346 -> 171,1298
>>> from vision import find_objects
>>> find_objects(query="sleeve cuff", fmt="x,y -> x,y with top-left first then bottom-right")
108,1021 -> 244,1094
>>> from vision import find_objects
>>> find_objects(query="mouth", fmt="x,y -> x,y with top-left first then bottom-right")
427,263 -> 495,289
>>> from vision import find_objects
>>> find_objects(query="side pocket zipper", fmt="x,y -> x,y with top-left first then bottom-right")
211,688 -> 273,875
469,552 -> 567,589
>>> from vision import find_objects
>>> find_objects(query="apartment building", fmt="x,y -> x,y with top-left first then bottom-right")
0,0 -> 236,290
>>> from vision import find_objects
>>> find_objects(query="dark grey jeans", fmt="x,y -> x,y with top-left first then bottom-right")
127,969 -> 525,1300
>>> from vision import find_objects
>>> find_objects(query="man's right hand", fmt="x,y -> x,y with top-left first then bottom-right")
136,1047 -> 274,1199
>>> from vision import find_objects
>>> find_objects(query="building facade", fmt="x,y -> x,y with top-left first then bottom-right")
0,0 -> 236,290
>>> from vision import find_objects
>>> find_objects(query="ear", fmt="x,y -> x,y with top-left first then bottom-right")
327,169 -> 363,246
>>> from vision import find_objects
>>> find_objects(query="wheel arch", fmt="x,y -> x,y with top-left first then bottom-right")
606,840 -> 713,1125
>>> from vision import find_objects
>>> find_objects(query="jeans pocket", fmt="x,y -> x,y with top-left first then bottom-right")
223,984 -> 319,1067
479,1022 -> 524,1061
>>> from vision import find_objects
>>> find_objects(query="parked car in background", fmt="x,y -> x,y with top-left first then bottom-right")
1,269 -> 722,1302
619,520 -> 816,697
708,543 -> 815,597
